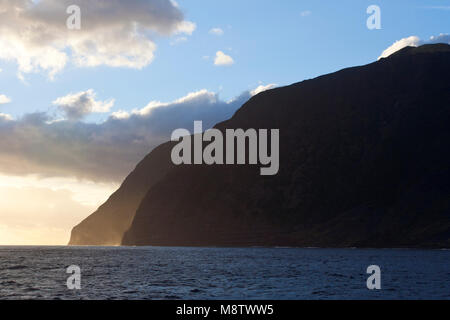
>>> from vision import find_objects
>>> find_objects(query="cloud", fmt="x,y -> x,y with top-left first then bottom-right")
132,89 -> 218,116
209,28 -> 224,36
0,94 -> 11,104
300,10 -> 312,17
110,110 -> 131,120
0,173 -> 116,245
0,0 -> 195,79
251,84 -> 277,96
379,33 -> 450,59
214,51 -> 234,66
0,182 -> 109,245
0,113 -> 13,121
378,36 -> 421,59
428,33 -> 450,43
0,87 -> 265,182
423,6 -> 450,10
170,36 -> 188,46
53,89 -> 115,120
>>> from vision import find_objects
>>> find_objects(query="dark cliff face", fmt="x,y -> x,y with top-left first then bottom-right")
68,142 -> 175,245
71,44 -> 450,247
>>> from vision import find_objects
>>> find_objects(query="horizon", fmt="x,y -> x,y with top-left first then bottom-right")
0,0 -> 449,245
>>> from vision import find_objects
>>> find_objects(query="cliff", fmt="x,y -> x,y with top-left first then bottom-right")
69,142 -> 175,245
71,44 -> 450,248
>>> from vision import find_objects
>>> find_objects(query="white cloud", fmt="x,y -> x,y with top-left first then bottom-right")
174,20 -> 196,35
111,110 -> 131,120
378,36 -> 421,59
214,51 -> 234,66
429,34 -> 450,43
0,0 -> 196,79
424,6 -> 450,10
300,10 -> 312,17
53,89 -> 115,120
0,113 -> 13,121
209,28 -> 224,36
379,33 -> 450,59
135,89 -> 217,116
170,36 -> 188,46
251,84 -> 277,97
0,94 -> 11,104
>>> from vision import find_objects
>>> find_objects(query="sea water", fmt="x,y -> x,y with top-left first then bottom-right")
0,246 -> 448,300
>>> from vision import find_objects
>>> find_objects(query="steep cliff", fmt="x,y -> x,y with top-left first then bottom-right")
69,142 -> 175,245
71,44 -> 450,248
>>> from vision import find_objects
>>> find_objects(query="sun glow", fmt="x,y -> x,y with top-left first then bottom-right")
0,174 -> 118,245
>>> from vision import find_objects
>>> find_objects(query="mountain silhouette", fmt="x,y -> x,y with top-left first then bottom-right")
69,44 -> 450,248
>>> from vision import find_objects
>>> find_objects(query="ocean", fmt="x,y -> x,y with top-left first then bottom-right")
0,246 -> 448,300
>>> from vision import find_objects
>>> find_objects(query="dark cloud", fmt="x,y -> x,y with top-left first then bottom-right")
0,89 -> 255,182
53,89 -> 115,120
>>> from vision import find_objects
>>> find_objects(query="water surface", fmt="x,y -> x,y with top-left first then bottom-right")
0,246 -> 448,299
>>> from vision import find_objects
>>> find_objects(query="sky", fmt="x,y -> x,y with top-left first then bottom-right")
0,0 -> 449,245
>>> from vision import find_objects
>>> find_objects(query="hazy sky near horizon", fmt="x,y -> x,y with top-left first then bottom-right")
0,0 -> 449,245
